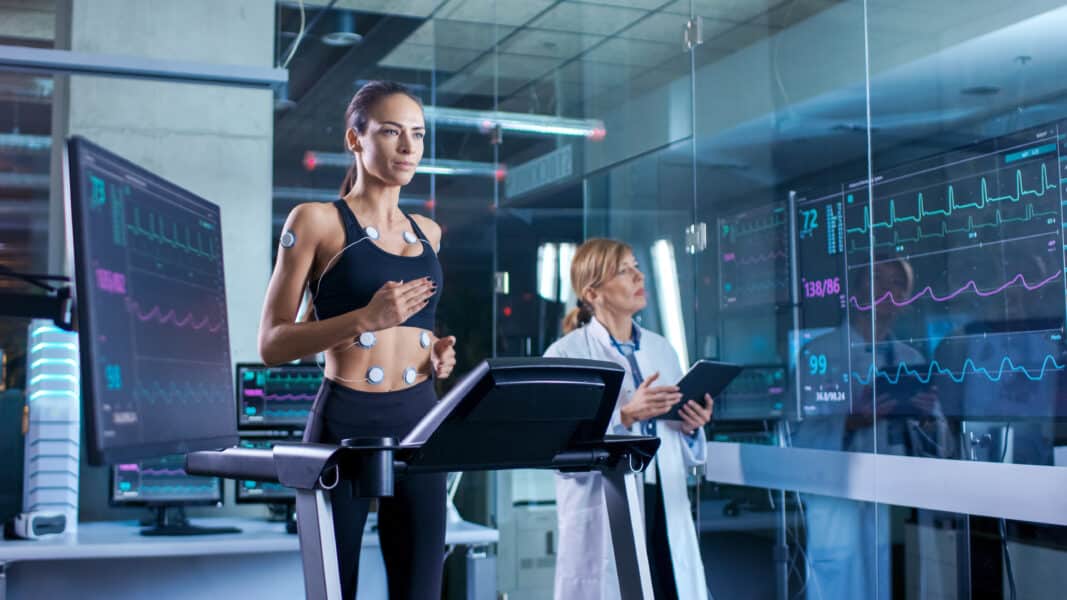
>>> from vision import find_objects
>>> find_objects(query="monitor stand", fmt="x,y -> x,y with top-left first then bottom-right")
140,505 -> 241,536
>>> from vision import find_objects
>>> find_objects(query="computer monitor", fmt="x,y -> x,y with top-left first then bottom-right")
66,136 -> 237,464
111,453 -> 238,536
236,363 -> 321,429
234,434 -> 298,504
111,454 -> 223,506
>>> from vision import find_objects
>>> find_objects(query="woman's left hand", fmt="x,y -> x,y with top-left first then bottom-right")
676,393 -> 714,436
431,335 -> 457,379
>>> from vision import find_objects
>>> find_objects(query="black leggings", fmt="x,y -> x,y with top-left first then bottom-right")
304,378 -> 447,600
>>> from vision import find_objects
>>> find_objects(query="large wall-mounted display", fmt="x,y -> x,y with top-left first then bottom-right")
67,136 -> 237,464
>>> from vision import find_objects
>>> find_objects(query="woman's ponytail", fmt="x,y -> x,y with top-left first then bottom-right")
562,300 -> 594,334
559,238 -> 631,334
339,162 -> 358,196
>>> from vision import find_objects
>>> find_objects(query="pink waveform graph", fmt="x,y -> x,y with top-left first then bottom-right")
263,393 -> 317,402
95,267 -> 127,294
125,298 -> 225,332
850,271 -> 1060,311
139,468 -> 187,476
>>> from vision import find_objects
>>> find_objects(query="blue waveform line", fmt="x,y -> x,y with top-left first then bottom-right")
138,484 -> 216,493
853,354 -> 1064,386
847,163 -> 1057,235
134,380 -> 231,403
726,279 -> 789,293
262,409 -> 310,417
848,204 -> 1057,252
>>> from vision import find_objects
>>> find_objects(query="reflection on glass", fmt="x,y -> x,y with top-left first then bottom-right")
537,242 -> 559,301
791,119 -> 1067,464
651,238 -> 689,372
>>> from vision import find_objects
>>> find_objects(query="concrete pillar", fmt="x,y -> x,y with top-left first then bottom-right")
51,0 -> 275,364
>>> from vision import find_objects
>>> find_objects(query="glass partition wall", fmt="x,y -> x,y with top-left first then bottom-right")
8,1 -> 1067,598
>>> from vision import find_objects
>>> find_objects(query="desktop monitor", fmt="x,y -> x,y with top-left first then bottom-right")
110,453 -> 237,536
111,453 -> 223,506
234,434 -> 298,504
236,363 -> 321,429
66,136 -> 237,464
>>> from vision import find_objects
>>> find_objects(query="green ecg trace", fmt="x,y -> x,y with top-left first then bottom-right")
849,203 -> 1058,252
847,163 -> 1057,235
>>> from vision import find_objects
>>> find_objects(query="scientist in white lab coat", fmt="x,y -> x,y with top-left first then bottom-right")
545,238 -> 713,600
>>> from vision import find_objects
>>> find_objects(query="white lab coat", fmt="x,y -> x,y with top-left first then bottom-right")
545,316 -> 710,600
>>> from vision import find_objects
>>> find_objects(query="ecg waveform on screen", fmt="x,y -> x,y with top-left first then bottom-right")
125,299 -> 225,332
126,206 -> 219,260
133,380 -> 231,404
846,164 -> 1057,235
138,468 -> 187,476
240,367 -> 321,426
853,354 -> 1064,386
261,393 -> 316,402
720,206 -> 789,310
849,270 -> 1061,311
731,250 -> 788,265
848,204 -> 1057,252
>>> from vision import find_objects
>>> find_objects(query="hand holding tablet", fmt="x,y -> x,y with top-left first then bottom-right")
656,360 -> 743,421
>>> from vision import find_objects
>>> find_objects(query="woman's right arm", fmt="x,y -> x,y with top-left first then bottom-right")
257,204 -> 434,365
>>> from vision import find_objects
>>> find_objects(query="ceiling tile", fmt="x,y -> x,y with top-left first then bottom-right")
407,19 -> 516,51
664,0 -> 777,24
378,43 -> 483,72
530,2 -> 649,36
558,60 -> 639,88
467,52 -> 564,81
579,0 -> 671,9
498,28 -> 605,60
435,0 -> 556,26
618,11 -> 692,44
309,0 -> 447,18
584,37 -> 682,67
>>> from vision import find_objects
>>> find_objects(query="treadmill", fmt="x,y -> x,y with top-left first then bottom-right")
187,357 -> 661,600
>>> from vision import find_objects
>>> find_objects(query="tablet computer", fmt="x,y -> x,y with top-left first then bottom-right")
657,360 -> 744,421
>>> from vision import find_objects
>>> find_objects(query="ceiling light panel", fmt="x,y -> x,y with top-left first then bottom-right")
530,2 -> 649,36
407,19 -> 516,51
499,28 -> 606,60
435,0 -> 555,26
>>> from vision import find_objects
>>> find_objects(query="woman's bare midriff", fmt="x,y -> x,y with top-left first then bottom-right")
324,325 -> 432,391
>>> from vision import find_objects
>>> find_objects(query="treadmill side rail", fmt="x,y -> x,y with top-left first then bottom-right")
603,461 -> 655,600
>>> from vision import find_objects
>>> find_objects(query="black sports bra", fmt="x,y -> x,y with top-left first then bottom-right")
312,199 -> 442,331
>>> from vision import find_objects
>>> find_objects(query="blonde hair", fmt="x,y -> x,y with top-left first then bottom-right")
561,238 -> 632,334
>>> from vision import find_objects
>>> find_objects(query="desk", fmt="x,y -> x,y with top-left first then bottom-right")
0,516 -> 498,600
